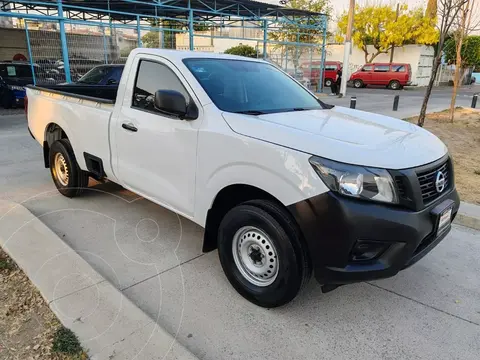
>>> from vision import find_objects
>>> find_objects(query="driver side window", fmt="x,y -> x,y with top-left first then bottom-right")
132,60 -> 189,113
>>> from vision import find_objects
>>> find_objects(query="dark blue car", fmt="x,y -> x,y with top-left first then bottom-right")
0,62 -> 35,108
74,64 -> 124,86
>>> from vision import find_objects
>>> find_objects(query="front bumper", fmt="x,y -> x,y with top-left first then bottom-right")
287,188 -> 460,285
13,89 -> 26,106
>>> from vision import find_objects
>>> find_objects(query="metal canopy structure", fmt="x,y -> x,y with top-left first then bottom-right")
2,0 -> 324,20
0,0 -> 328,88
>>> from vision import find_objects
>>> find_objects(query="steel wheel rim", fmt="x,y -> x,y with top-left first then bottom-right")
232,226 -> 279,287
54,153 -> 69,186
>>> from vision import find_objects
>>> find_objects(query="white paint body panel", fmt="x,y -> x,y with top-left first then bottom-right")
27,48 -> 448,228
222,107 -> 447,169
26,88 -> 118,181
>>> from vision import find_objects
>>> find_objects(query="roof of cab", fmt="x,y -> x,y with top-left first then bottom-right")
129,48 -> 266,63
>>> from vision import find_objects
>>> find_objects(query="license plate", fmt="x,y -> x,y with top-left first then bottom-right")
437,208 -> 452,236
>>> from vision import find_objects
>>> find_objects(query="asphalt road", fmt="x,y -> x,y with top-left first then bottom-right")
320,85 -> 479,119
1,102 -> 480,360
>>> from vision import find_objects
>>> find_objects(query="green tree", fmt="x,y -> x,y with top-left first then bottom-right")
142,19 -> 211,50
141,30 -> 160,48
224,44 -> 258,58
269,0 -> 331,71
336,4 -> 438,63
445,35 -> 480,69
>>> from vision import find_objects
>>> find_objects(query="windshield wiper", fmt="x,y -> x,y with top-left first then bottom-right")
234,110 -> 266,115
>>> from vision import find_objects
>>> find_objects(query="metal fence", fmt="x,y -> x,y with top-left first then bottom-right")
0,0 -> 328,91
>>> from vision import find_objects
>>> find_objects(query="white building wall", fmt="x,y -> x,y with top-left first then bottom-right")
325,44 -> 434,86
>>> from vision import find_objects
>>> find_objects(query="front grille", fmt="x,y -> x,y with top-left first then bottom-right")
417,161 -> 450,204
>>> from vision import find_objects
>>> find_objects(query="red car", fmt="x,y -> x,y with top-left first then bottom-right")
300,61 -> 342,87
350,63 -> 412,90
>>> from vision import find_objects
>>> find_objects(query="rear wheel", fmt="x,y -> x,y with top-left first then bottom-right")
1,93 -> 13,109
353,79 -> 364,88
217,200 -> 311,307
49,139 -> 89,197
388,80 -> 401,90
324,78 -> 333,87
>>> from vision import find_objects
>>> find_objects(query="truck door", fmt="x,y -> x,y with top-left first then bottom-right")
113,55 -> 201,217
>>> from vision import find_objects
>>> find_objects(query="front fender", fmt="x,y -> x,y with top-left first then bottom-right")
194,155 -> 328,227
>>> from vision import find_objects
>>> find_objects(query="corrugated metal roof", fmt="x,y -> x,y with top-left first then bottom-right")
36,0 -> 325,19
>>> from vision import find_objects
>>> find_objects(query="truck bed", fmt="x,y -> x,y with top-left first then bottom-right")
26,84 -> 117,181
27,83 -> 118,103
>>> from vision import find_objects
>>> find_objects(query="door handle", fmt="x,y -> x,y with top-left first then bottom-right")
122,123 -> 138,132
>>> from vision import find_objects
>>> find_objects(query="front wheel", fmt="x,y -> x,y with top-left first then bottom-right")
324,78 -> 333,87
217,200 -> 311,307
353,79 -> 364,88
49,139 -> 89,197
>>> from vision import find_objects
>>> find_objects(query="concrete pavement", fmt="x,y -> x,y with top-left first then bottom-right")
2,92 -> 480,360
0,199 -> 199,360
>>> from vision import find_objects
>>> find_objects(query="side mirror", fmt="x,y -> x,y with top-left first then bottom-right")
154,90 -> 197,120
106,78 -> 117,85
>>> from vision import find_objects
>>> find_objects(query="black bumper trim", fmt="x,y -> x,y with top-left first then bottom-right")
287,188 -> 460,285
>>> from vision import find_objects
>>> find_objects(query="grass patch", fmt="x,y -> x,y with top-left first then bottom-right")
1,247 -> 88,359
52,326 -> 83,355
0,258 -> 14,270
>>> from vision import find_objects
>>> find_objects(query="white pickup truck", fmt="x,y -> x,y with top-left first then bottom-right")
27,49 -> 460,307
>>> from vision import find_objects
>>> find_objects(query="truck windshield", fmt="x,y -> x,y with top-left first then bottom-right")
77,66 -> 114,85
183,58 -> 325,114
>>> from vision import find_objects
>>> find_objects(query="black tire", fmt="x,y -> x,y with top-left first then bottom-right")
1,93 -> 13,109
388,80 -> 401,90
49,139 -> 89,197
324,78 -> 333,87
353,79 -> 364,88
217,200 -> 312,307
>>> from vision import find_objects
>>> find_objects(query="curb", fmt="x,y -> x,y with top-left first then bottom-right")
0,200 -> 198,360
453,201 -> 480,231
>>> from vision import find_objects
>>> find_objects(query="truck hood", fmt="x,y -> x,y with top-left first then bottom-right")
221,106 -> 447,169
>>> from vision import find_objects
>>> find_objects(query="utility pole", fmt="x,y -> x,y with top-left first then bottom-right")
339,0 -> 355,97
389,3 -> 400,63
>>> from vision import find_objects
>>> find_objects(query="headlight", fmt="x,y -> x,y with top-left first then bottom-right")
8,85 -> 25,91
309,156 -> 398,204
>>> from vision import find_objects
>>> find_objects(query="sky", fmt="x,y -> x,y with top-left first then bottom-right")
331,0 -> 425,16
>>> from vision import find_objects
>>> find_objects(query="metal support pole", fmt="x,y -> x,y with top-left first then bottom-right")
137,15 -> 142,47
57,0 -> 71,83
350,96 -> 356,109
295,33 -> 299,71
24,20 -> 36,85
389,3 -> 400,64
285,46 -> 288,70
472,94 -> 478,108
393,95 -> 400,111
340,0 -> 355,97
189,9 -> 194,51
309,47 -> 313,91
262,20 -> 267,59
318,16 -> 327,93
101,26 -> 108,63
